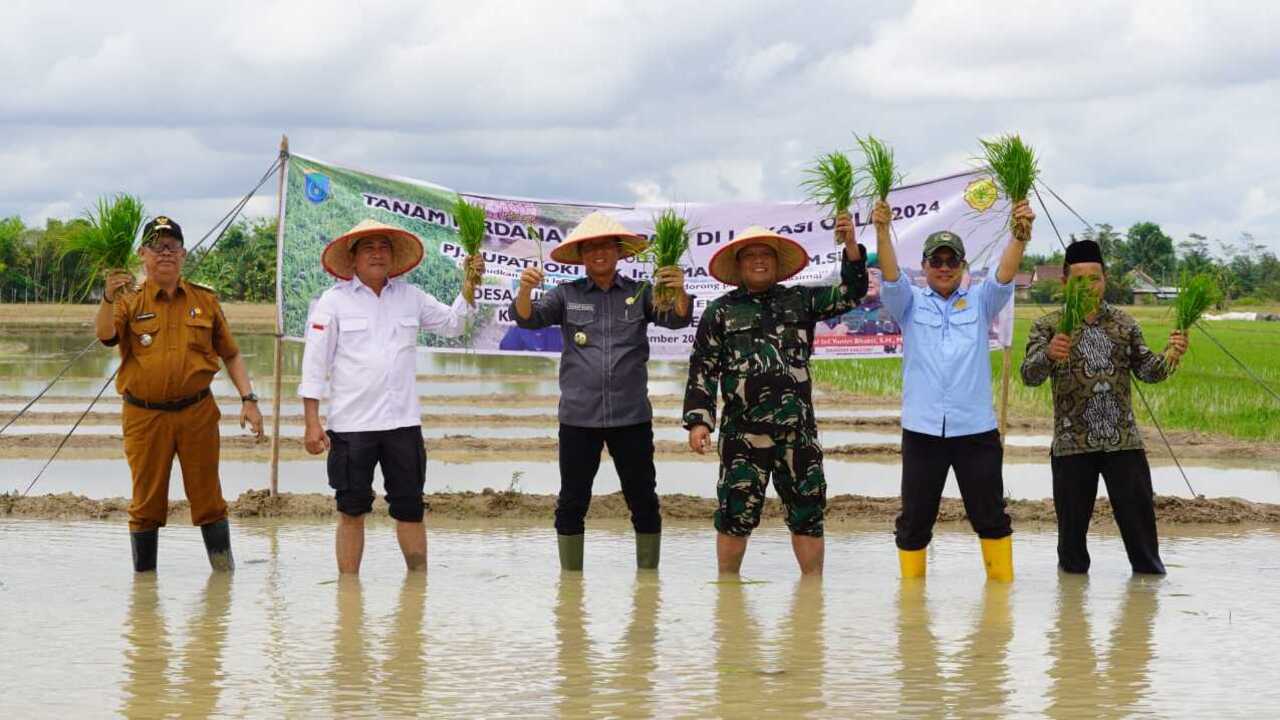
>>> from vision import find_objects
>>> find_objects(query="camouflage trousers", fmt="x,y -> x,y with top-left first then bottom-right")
715,429 -> 826,538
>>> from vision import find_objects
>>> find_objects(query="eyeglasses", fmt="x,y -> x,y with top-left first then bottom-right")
145,242 -> 185,255
926,255 -> 962,269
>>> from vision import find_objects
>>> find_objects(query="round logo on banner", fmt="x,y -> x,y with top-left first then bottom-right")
304,171 -> 331,204
964,177 -> 999,212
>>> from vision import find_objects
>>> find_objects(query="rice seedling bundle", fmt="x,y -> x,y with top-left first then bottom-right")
60,193 -> 147,300
1057,275 -> 1100,335
1173,272 -> 1222,331
452,196 -> 488,287
646,209 -> 691,312
977,134 -> 1039,239
853,134 -> 903,202
800,150 -> 855,245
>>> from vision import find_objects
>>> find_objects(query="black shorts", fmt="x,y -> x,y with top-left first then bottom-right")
326,426 -> 427,521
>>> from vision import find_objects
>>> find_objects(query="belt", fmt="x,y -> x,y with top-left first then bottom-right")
124,388 -> 211,412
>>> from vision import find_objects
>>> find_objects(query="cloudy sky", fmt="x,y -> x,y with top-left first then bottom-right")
3,0 -> 1278,256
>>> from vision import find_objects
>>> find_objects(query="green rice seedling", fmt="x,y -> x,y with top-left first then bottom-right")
452,196 -> 488,287
800,150 -> 855,244
1057,275 -> 1100,335
60,193 -> 147,300
853,134 -> 903,202
1174,272 -> 1222,331
977,134 -> 1039,238
646,208 -> 691,312
528,225 -> 544,268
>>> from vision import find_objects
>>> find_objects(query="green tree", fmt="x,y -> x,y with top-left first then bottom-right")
186,218 -> 277,301
1123,222 -> 1176,283
1177,233 -> 1215,276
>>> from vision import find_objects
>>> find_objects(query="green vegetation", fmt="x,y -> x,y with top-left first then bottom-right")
633,208 -> 691,311
977,134 -> 1039,203
813,305 -> 1280,442
186,218 -> 278,302
60,194 -> 147,300
451,196 -> 487,286
1057,275 -> 1100,335
800,151 -> 854,243
1173,272 -> 1222,330
853,134 -> 902,202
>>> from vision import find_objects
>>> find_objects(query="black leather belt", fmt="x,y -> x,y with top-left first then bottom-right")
124,388 -> 211,412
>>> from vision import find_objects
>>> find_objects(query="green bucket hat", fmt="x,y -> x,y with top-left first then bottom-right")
922,230 -> 965,260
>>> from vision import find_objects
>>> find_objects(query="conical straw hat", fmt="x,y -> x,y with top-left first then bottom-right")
707,226 -> 809,285
321,219 -> 424,280
549,211 -> 647,264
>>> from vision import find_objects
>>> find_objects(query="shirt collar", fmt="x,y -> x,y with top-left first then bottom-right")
922,284 -> 968,302
584,272 -> 625,293
348,275 -> 397,296
146,278 -> 187,300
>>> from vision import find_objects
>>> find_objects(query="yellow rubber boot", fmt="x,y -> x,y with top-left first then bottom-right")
980,536 -> 1014,582
898,548 -> 926,579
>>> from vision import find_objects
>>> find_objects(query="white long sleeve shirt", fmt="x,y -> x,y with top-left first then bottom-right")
299,277 -> 474,432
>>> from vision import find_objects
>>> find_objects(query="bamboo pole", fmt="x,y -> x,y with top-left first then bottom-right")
268,134 -> 290,497
998,345 -> 1012,447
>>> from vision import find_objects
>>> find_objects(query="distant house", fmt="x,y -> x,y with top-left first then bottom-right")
1129,269 -> 1179,304
1013,272 -> 1033,301
1032,264 -> 1064,284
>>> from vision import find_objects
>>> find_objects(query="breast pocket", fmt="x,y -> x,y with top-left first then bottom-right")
338,316 -> 370,344
395,316 -> 420,348
564,306 -> 597,347
949,307 -> 979,344
186,316 -> 214,354
912,308 -> 943,337
129,318 -> 161,356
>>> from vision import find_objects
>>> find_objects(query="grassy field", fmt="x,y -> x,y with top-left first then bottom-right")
813,304 -> 1280,442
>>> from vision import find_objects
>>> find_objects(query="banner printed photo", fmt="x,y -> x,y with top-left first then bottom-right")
279,153 -> 1015,359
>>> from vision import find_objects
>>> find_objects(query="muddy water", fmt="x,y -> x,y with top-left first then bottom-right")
7,457 -> 1279,504
3,518 -> 1280,717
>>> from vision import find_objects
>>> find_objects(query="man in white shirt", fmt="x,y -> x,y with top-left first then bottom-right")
300,219 -> 482,574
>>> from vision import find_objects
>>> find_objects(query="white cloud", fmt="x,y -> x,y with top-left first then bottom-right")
0,0 -> 1277,257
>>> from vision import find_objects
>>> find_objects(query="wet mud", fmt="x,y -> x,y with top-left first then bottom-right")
2,429 -> 1275,465
5,488 -> 1279,526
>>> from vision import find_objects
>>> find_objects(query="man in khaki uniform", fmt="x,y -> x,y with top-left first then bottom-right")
94,216 -> 264,572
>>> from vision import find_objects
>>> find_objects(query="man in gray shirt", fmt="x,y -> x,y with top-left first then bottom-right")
512,211 -> 692,571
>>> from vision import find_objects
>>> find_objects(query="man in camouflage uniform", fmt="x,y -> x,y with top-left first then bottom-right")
684,216 -> 867,575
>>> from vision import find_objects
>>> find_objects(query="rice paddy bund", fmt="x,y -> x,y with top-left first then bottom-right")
812,305 -> 1280,442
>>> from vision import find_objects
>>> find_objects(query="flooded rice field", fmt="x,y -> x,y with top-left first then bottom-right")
5,457 -> 1279,505
3,519 -> 1280,717
4,332 -> 1280,715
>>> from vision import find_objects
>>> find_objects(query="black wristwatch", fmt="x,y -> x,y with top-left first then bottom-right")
241,392 -> 259,403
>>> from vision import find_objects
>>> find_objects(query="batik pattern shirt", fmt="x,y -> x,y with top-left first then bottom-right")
1021,304 -> 1171,457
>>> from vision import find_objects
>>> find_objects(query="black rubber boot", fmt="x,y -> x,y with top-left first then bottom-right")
131,529 -> 158,573
200,518 -> 235,572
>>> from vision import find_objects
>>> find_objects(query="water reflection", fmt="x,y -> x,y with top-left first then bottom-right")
176,574 -> 234,717
608,574 -> 660,718
713,580 -> 764,718
895,581 -> 1013,717
777,578 -> 827,716
1047,576 -> 1158,719
379,573 -> 428,715
120,574 -> 233,718
121,577 -> 172,718
555,575 -> 598,718
331,576 -> 372,715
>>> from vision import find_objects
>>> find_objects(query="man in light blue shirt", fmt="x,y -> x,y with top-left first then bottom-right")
873,198 -> 1034,581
